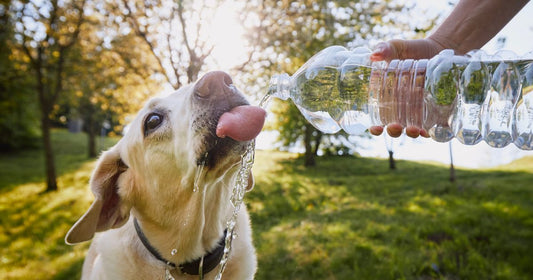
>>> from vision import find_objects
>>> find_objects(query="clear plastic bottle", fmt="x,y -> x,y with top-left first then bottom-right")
267,46 -> 533,150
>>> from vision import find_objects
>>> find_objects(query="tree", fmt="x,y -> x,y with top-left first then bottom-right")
0,1 -> 40,151
108,0 -> 228,90
65,11 -> 160,158
12,0 -> 86,191
242,0 -> 422,166
268,99 -> 323,166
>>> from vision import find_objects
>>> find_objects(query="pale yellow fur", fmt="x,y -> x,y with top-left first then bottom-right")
66,84 -> 257,280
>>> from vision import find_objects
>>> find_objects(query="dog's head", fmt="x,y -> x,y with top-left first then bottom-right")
66,71 -> 265,244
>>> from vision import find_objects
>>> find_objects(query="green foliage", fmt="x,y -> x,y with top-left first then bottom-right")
268,99 -> 308,148
297,67 -> 339,110
339,64 -> 372,110
0,5 -> 40,151
462,64 -> 489,104
62,18 -> 160,138
242,0 -> 433,161
1,131 -> 532,279
431,67 -> 458,106
0,57 -> 41,150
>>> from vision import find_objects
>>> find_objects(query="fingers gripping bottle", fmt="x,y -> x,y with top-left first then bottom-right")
267,45 -> 533,150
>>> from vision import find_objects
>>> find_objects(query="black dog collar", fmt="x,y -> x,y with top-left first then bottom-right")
133,218 -> 227,275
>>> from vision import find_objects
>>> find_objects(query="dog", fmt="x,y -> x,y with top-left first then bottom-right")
66,71 -> 266,280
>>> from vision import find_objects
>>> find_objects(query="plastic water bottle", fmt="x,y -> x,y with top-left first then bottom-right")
267,46 -> 533,150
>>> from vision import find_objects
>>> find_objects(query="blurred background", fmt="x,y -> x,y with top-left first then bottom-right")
1,0 -> 532,279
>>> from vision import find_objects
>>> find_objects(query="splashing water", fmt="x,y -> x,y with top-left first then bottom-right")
260,91 -> 274,108
214,94 -> 272,280
192,152 -> 209,279
214,140 -> 255,280
193,155 -> 207,193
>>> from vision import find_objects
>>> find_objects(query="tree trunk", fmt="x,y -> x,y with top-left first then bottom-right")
40,101 -> 58,192
304,123 -> 316,167
88,125 -> 97,158
19,0 -> 85,193
313,131 -> 323,156
450,161 -> 456,183
388,150 -> 396,170
449,142 -> 456,182
34,55 -> 58,192
86,113 -> 97,158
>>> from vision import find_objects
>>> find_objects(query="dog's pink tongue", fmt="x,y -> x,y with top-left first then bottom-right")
216,105 -> 266,141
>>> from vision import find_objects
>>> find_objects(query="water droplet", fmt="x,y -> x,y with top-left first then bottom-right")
259,93 -> 272,108
165,268 -> 175,280
226,219 -> 236,230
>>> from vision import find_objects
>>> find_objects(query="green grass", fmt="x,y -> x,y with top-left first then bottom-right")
249,152 -> 533,279
1,130 -> 532,279
0,130 -> 118,280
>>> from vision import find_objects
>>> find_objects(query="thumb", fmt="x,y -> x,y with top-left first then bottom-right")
370,41 -> 397,62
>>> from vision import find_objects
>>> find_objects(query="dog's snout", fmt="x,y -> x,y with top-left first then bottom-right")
194,71 -> 234,98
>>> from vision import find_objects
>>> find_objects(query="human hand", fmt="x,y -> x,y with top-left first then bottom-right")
367,38 -> 445,138
369,124 -> 429,138
370,38 -> 445,62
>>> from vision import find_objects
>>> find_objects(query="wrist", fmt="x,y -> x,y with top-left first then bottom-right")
426,36 -> 456,54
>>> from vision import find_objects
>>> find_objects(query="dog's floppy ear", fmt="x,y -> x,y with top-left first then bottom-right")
65,146 -> 131,244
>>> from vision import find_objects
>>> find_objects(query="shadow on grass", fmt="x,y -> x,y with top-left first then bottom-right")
0,129 -> 117,193
52,258 -> 84,280
0,168 -> 92,279
249,153 -> 533,280
0,129 -> 113,279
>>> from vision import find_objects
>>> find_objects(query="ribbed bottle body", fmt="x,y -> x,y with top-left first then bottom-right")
267,46 -> 533,150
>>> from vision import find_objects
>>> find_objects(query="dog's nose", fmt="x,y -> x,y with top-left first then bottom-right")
194,71 -> 234,98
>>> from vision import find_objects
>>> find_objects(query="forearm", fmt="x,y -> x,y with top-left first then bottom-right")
428,0 -> 528,54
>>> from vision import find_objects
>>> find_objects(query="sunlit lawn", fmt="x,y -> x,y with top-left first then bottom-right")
1,129 -> 532,279
0,130 -> 117,280
249,152 -> 533,279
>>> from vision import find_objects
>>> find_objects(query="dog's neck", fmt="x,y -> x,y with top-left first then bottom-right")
133,217 -> 227,275
130,177 -> 233,267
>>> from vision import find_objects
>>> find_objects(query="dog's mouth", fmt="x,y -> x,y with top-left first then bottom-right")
216,105 -> 266,142
192,72 -> 266,168
199,105 -> 265,167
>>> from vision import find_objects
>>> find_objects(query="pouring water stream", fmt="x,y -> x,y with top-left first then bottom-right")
212,94 -> 272,280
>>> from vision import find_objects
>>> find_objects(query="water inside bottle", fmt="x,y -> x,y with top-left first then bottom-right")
338,60 -> 373,134
407,60 -> 427,131
514,63 -> 533,149
267,46 -> 533,150
424,55 -> 459,142
292,66 -> 342,133
453,60 -> 488,145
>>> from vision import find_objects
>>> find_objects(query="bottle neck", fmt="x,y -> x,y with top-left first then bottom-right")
268,73 -> 291,100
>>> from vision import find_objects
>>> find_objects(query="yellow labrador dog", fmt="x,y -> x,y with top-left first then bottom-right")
66,71 -> 266,280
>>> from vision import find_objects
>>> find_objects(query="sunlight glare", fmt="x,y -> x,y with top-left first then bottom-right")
209,1 -> 248,69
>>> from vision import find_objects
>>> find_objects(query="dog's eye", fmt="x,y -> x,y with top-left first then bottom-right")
144,113 -> 163,135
